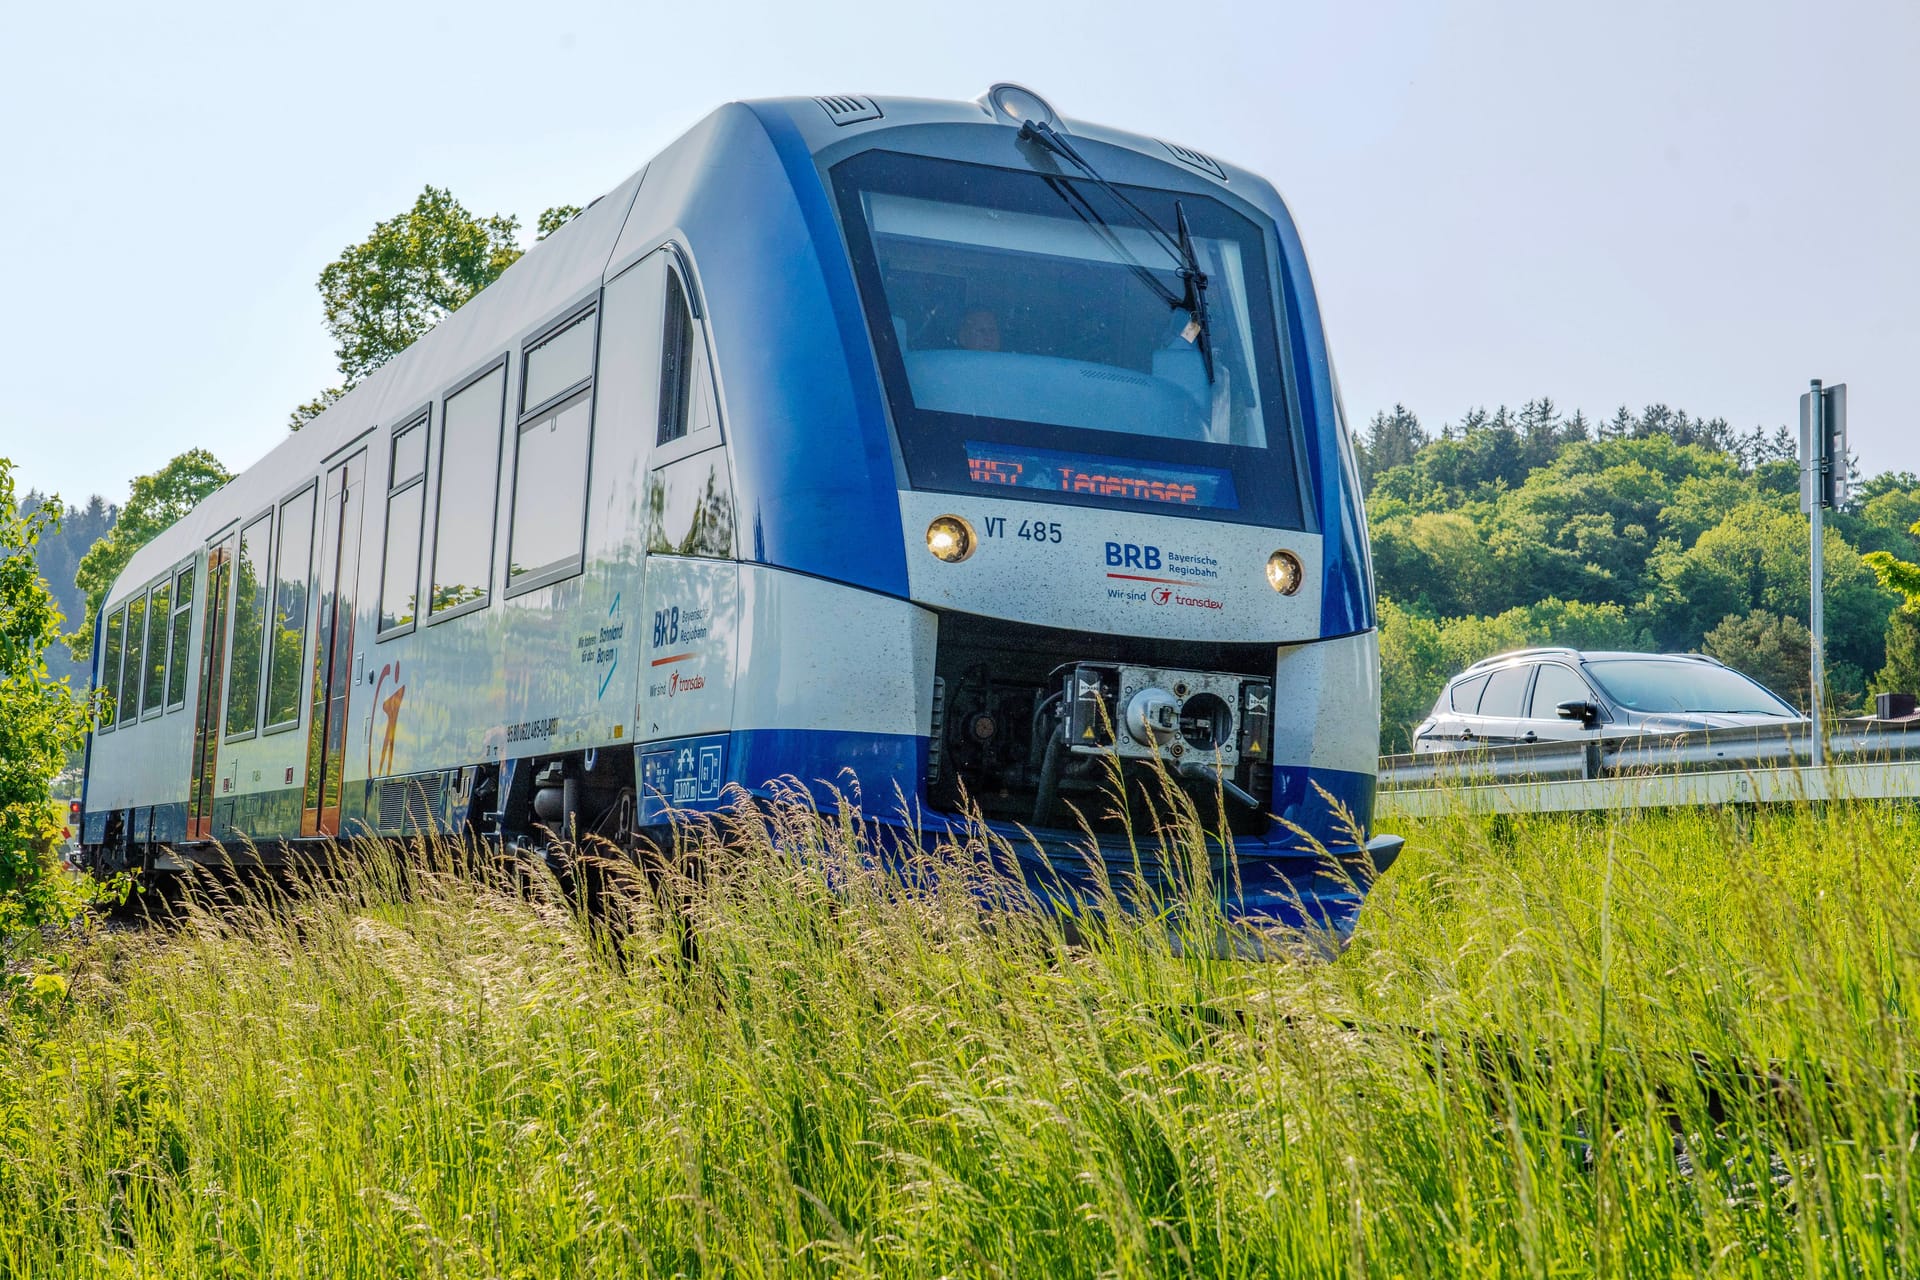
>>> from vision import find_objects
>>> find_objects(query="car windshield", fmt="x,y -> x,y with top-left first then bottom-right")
830,149 -> 1309,528
1583,659 -> 1797,716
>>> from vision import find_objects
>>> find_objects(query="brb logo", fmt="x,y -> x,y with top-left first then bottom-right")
1105,542 -> 1161,571
652,606 -> 680,647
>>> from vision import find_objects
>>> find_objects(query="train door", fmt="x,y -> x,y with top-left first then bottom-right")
625,252 -> 737,813
186,534 -> 235,840
303,449 -> 368,837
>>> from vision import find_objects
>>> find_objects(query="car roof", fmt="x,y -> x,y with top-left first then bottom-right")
1453,649 -> 1725,680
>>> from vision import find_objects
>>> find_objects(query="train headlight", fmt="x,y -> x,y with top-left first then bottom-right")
926,515 -> 977,563
1265,549 -> 1304,595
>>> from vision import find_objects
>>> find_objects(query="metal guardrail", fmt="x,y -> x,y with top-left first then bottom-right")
1377,720 -> 1920,816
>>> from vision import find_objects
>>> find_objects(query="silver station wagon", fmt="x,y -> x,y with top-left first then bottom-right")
1412,648 -> 1807,754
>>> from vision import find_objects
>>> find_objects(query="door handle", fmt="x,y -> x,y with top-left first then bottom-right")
1522,731 -> 1538,744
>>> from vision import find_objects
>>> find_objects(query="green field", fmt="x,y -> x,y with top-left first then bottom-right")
3,795 -> 1918,1277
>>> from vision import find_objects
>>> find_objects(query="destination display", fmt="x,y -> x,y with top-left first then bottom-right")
964,442 -> 1239,509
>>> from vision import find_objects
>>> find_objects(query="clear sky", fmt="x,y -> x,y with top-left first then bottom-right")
3,0 -> 1914,507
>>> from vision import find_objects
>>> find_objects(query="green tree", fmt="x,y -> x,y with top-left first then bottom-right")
0,458 -> 102,965
1358,405 -> 1425,489
1875,611 -> 1920,699
290,190 -> 583,430
70,450 -> 230,660
1702,609 -> 1813,708
1377,598 -> 1447,753
536,204 -> 584,240
1863,517 -> 1920,697
321,186 -> 523,388
1864,532 -> 1920,607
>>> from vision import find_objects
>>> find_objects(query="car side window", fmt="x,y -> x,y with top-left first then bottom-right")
1450,672 -> 1491,712
1478,665 -> 1531,718
1530,663 -> 1592,718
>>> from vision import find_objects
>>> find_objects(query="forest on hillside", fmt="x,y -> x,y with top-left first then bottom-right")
1362,400 -> 1920,752
13,492 -> 116,689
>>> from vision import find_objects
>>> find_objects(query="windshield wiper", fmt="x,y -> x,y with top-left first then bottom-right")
1171,202 -> 1213,382
1016,119 -> 1214,381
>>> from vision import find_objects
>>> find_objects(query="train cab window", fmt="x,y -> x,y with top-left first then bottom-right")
831,150 -> 1309,529
508,308 -> 596,593
165,565 -> 194,711
380,414 -> 430,634
658,270 -> 693,445
224,513 -> 272,739
266,484 -> 316,728
141,579 -> 171,718
100,604 -> 126,729
430,363 -> 506,618
124,592 -> 149,722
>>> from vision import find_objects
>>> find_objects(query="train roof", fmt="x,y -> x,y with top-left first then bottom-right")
105,87 -> 1277,610
745,87 -> 1268,189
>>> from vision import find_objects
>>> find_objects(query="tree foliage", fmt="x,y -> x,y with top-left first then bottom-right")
319,186 -> 522,389
0,459 -> 102,964
1863,526 -> 1920,612
536,204 -> 583,241
1875,611 -> 1920,699
70,450 -> 230,659
289,189 -> 581,431
1862,516 -> 1920,698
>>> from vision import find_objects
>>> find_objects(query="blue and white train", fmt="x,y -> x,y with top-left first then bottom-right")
81,86 -> 1398,932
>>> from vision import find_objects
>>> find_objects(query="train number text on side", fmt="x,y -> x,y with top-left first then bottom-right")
980,514 -> 1064,543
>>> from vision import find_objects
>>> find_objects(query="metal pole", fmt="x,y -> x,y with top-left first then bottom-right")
1809,378 -> 1826,758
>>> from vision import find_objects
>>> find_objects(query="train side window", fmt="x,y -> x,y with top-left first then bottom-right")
429,362 -> 506,619
266,484 -> 317,728
225,513 -> 272,739
100,603 -> 126,730
380,414 -> 430,635
124,592 -> 149,724
523,310 -> 595,414
141,578 -> 171,718
507,307 -> 596,595
657,270 -> 694,445
165,565 -> 194,711
507,394 -> 592,591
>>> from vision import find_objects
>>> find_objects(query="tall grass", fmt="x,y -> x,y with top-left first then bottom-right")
2,792 -> 1918,1277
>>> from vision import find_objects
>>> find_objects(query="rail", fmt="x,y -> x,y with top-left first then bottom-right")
1377,720 -> 1920,816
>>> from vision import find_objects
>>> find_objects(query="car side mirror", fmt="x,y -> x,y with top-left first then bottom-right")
1556,699 -> 1600,728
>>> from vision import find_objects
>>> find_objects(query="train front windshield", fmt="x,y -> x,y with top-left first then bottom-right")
832,150 -> 1309,528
